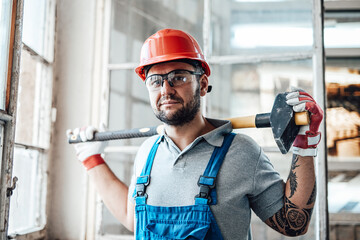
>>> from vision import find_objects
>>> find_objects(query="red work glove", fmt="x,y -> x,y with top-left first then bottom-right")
66,125 -> 107,170
286,89 -> 324,157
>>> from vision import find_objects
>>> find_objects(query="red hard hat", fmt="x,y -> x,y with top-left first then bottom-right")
135,29 -> 211,81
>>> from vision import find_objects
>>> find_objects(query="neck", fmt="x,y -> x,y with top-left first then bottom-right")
163,113 -> 215,151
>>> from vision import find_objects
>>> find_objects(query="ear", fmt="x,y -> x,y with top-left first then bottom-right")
199,75 -> 209,97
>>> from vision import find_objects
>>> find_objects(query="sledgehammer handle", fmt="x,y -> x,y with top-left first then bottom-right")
68,112 -> 309,144
227,111 -> 309,129
68,125 -> 164,144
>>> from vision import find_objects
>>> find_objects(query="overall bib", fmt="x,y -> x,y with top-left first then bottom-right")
134,133 -> 235,240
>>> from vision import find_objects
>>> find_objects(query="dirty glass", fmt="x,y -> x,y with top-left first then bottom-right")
8,147 -> 46,235
14,49 -> 53,149
22,0 -> 54,62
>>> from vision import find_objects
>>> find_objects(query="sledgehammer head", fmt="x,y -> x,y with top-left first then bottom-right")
270,93 -> 300,154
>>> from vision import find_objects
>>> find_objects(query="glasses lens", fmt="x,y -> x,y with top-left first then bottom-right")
146,75 -> 162,89
168,70 -> 191,87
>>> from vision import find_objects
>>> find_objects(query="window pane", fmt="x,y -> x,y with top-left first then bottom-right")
211,0 -> 313,56
22,0 -> 55,62
99,153 -> 134,236
324,21 -> 360,48
108,69 -> 160,148
14,49 -> 53,148
0,0 -> 13,110
8,147 -> 46,235
208,60 -> 317,239
109,0 -> 204,64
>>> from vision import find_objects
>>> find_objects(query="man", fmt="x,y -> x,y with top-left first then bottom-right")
69,29 -> 323,239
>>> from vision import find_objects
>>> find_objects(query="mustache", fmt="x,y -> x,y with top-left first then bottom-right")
157,95 -> 184,107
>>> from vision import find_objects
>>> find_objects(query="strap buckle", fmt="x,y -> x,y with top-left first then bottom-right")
135,175 -> 150,198
195,175 -> 216,203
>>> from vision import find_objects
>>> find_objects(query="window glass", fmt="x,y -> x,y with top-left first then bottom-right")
99,152 -> 134,236
108,70 -> 160,148
0,0 -> 13,110
22,0 -> 55,62
324,21 -> 360,48
109,0 -> 204,64
209,60 -> 316,239
14,48 -> 53,149
211,0 -> 313,56
8,147 -> 46,235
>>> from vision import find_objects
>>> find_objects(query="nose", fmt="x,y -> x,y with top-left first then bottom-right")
160,79 -> 175,95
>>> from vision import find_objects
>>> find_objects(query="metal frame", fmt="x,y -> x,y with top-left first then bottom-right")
0,0 -> 24,239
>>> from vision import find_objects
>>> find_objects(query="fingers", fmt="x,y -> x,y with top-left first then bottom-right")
286,88 -> 324,136
286,89 -> 315,112
66,126 -> 98,142
85,126 -> 96,140
80,127 -> 87,142
292,102 -> 306,112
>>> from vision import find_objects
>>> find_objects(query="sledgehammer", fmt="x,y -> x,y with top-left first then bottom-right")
68,93 -> 309,154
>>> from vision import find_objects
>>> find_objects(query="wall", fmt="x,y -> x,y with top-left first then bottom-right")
47,0 -> 97,239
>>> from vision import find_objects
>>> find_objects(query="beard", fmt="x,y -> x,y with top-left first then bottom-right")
154,86 -> 201,126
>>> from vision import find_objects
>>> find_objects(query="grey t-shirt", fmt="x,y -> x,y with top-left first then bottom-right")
128,118 -> 284,240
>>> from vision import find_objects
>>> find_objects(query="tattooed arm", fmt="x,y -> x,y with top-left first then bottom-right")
265,154 -> 316,236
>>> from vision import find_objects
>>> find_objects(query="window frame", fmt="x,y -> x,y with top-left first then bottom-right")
0,0 -> 24,238
4,0 -> 56,237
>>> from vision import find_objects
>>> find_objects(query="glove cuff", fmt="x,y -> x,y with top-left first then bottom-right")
83,154 -> 105,170
293,147 -> 318,157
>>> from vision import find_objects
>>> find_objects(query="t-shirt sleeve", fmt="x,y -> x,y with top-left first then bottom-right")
248,149 -> 285,221
127,165 -> 137,204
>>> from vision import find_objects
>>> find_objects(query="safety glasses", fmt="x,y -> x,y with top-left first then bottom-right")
145,69 -> 203,91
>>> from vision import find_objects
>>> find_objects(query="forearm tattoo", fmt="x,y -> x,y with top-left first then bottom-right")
266,155 -> 316,236
288,156 -> 300,198
267,196 -> 314,236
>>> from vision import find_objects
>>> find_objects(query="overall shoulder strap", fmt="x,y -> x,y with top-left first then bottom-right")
195,133 -> 236,205
133,136 -> 161,204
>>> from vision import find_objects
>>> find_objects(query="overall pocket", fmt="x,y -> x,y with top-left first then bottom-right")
146,219 -> 210,240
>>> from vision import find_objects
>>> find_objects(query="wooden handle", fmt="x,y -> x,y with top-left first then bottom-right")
227,115 -> 256,128
294,111 -> 310,125
226,111 -> 309,129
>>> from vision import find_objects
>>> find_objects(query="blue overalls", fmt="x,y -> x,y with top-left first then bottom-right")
134,133 -> 236,240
